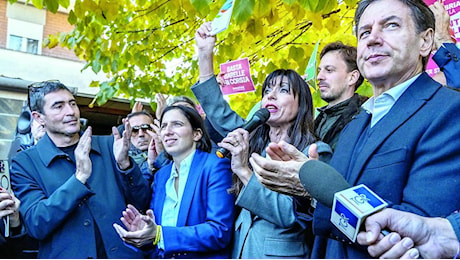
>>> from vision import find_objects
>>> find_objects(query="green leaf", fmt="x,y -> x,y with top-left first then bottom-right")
44,0 -> 59,13
344,0 -> 359,7
111,59 -> 118,72
31,0 -> 44,9
190,0 -> 211,15
254,0 -> 271,18
59,0 -> 70,9
282,0 -> 295,5
288,46 -> 304,62
45,34 -> 60,48
297,0 -> 312,10
92,60 -> 101,74
137,0 -> 147,6
68,10 -> 77,24
233,0 -> 255,24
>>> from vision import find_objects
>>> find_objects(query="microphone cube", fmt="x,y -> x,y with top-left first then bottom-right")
330,184 -> 387,242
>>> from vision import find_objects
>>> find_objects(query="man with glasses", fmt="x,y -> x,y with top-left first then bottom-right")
126,111 -> 157,185
10,80 -> 150,258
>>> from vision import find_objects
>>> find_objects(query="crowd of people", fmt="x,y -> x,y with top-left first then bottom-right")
1,0 -> 460,258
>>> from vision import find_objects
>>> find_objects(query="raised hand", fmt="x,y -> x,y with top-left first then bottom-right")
195,22 -> 217,82
112,119 -> 132,170
131,101 -> 144,113
430,1 -> 455,50
146,127 -> 162,171
195,21 -> 216,54
154,93 -> 168,120
75,126 -> 92,184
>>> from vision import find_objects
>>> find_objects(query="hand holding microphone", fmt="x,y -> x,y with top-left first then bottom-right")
216,108 -> 270,158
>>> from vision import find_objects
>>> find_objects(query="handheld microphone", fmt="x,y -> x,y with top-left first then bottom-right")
299,160 -> 349,208
216,108 -> 270,158
298,160 -> 388,242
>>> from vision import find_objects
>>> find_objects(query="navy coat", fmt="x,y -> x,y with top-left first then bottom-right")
11,133 -> 150,258
312,73 -> 460,258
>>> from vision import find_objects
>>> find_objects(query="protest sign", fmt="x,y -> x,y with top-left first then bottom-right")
219,58 -> 255,95
211,0 -> 235,35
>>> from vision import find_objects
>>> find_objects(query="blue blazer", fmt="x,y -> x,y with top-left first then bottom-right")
312,73 -> 460,258
150,149 -> 235,258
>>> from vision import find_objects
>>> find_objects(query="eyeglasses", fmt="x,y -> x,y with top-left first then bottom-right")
28,79 -> 61,90
132,124 -> 152,134
27,80 -> 61,110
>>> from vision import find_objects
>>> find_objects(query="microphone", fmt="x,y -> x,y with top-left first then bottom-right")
299,160 -> 388,242
216,108 -> 270,158
299,160 -> 349,208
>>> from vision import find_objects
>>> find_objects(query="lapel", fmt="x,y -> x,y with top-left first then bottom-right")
176,150 -> 207,226
332,109 -> 371,177
347,73 -> 441,184
154,164 -> 173,225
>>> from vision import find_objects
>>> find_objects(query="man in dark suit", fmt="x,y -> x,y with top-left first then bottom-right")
250,0 -> 460,258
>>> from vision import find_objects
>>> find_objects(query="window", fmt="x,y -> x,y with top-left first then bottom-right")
6,3 -> 46,55
8,34 -> 39,54
0,97 -> 25,159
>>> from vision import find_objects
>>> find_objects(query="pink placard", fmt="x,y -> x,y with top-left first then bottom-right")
424,0 -> 460,77
219,58 -> 255,95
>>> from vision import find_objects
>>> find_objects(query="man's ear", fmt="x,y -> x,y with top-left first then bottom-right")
32,111 -> 45,126
419,28 -> 435,58
193,129 -> 203,142
348,70 -> 360,88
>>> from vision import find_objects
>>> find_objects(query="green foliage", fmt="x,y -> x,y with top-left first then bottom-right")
10,0 -> 372,117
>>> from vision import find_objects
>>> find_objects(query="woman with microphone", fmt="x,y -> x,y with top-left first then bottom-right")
193,22 -> 332,258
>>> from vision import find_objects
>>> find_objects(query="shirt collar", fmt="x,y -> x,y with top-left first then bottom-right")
36,132 -> 102,167
362,73 -> 421,114
170,149 -> 196,178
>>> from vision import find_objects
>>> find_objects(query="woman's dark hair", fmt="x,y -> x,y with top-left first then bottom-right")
168,95 -> 197,109
354,0 -> 435,69
231,69 -> 318,194
250,69 -> 317,154
160,105 -> 212,160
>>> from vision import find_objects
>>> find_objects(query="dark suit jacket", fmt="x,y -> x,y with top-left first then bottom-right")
312,73 -> 460,258
150,149 -> 235,258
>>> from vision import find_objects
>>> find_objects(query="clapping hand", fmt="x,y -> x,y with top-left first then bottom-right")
113,204 -> 158,248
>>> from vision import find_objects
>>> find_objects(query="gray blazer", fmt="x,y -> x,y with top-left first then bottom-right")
192,77 -> 332,258
233,174 -> 310,258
